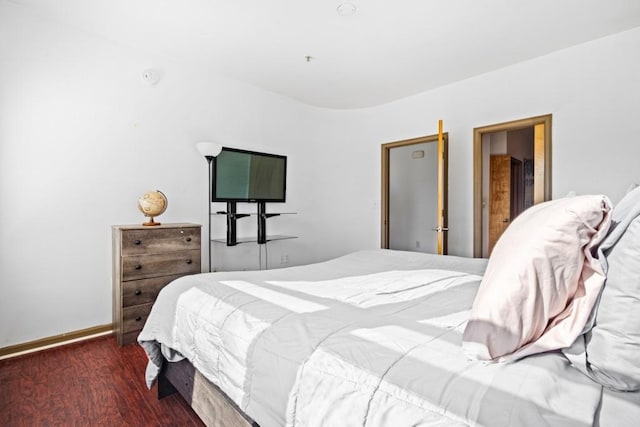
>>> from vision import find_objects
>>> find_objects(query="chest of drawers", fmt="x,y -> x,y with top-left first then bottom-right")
112,223 -> 201,346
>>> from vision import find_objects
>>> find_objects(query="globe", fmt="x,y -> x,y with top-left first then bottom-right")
138,190 -> 168,226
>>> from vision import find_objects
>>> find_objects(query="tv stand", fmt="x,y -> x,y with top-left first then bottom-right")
213,202 -> 295,246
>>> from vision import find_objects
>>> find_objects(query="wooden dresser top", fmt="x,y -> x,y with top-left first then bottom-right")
112,223 -> 200,230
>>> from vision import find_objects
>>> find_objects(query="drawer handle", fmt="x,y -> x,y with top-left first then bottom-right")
135,316 -> 142,322
186,237 -> 192,242
134,240 -> 142,245
134,290 -> 142,296
186,259 -> 192,264
135,264 -> 142,270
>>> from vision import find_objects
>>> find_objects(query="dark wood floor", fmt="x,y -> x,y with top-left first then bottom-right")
0,336 -> 204,426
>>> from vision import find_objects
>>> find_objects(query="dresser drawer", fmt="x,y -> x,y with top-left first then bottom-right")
122,303 -> 153,334
121,227 -> 200,256
122,274 -> 185,308
122,250 -> 201,281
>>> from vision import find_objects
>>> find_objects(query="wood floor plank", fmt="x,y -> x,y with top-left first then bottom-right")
0,336 -> 204,427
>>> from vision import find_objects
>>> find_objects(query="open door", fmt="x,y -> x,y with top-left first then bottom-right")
435,119 -> 447,255
487,154 -> 526,253
488,154 -> 512,254
381,121 -> 448,255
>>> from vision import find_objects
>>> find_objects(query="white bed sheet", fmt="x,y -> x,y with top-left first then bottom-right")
139,249 -> 636,427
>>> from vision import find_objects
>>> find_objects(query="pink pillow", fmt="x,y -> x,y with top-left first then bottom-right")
463,195 -> 612,362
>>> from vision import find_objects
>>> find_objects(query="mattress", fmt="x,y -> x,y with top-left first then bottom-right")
139,249 -> 636,426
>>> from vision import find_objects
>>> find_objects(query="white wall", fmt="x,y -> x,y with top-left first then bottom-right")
2,0 -> 639,348
0,3 -> 327,347
338,26 -> 640,256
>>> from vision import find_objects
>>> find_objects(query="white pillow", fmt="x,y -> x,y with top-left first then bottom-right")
564,185 -> 640,391
463,195 -> 612,361
586,216 -> 640,390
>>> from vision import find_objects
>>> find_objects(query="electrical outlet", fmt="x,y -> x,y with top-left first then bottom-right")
416,241 -> 421,248
280,254 -> 290,264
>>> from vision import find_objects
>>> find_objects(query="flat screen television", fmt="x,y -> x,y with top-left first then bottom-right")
212,147 -> 287,202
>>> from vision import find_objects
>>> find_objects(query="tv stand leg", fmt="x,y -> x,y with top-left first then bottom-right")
226,202 -> 238,246
257,202 -> 267,244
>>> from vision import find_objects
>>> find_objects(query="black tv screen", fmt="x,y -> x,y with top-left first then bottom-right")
212,147 -> 287,202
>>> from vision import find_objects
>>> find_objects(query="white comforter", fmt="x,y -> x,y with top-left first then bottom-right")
139,250 -> 606,427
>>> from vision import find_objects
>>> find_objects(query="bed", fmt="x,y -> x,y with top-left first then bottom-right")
139,191 -> 640,426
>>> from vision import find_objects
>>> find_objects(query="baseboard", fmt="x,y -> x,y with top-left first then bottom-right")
0,324 -> 113,360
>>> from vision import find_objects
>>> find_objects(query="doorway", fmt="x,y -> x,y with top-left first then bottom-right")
473,114 -> 552,257
381,131 -> 448,255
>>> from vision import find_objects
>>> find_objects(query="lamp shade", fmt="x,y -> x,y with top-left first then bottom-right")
196,141 -> 223,158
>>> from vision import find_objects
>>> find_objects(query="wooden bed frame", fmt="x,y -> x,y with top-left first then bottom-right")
158,357 -> 258,427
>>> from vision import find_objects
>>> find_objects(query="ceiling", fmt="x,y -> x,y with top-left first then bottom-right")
8,0 -> 640,109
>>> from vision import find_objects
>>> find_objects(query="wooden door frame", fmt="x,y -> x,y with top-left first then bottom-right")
473,114 -> 552,257
381,133 -> 449,251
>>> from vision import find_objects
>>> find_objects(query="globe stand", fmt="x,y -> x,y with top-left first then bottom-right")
143,216 -> 161,226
